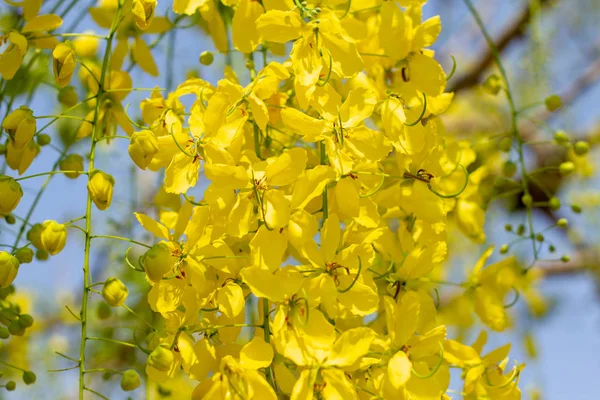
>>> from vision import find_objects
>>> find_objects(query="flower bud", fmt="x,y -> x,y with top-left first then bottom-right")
22,371 -> 36,385
544,94 -> 561,112
2,106 -> 35,149
27,223 -> 44,249
560,255 -> 570,263
499,244 -> 509,254
0,175 -> 23,216
548,197 -> 561,211
573,141 -> 589,156
5,214 -> 15,224
35,250 -> 49,261
5,380 -> 16,391
535,233 -> 544,242
143,243 -> 177,283
199,51 -> 214,66
73,31 -> 98,58
37,133 -> 51,146
6,139 -> 39,174
521,194 -> 533,207
14,247 -> 33,264
0,326 -> 9,339
18,314 -> 33,328
8,319 -> 24,336
88,170 -> 114,211
553,130 -> 570,144
559,161 -> 575,176
557,218 -> 568,228
52,42 -> 76,87
120,369 -> 141,391
58,86 -> 78,107
102,277 -> 128,306
571,204 -> 582,214
482,74 -> 502,95
59,154 -> 85,179
0,252 -> 19,288
128,130 -> 158,170
132,0 -> 156,30
147,344 -> 174,372
41,220 -> 68,255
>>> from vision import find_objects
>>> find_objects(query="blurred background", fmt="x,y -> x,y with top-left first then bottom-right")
1,0 -> 599,398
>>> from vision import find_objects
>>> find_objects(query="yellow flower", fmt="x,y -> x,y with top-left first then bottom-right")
40,220 -> 68,256
128,130 -> 159,170
87,170 -> 115,211
102,277 -> 129,306
0,175 -> 23,216
5,138 -> 39,175
2,106 -> 36,149
142,242 -> 178,283
132,0 -> 157,30
52,42 -> 76,87
0,251 -> 19,288
148,344 -> 175,372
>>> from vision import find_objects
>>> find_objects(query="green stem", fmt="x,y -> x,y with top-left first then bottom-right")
86,337 -> 137,349
15,171 -> 87,181
262,298 -> 277,391
320,141 -> 329,221
90,235 -> 151,248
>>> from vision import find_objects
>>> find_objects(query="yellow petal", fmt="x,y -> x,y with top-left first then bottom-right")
22,14 -> 62,32
387,351 -> 411,389
232,0 -> 264,54
265,147 -> 307,187
133,37 -> 159,76
240,335 -> 274,370
326,327 -> 375,368
250,225 -> 287,271
256,10 -> 303,44
134,212 -> 170,240
217,283 -> 245,318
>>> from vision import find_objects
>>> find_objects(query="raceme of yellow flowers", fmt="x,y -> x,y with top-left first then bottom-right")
2,0 -> 577,398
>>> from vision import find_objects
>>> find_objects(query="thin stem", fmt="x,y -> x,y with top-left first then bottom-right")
15,171 -> 87,181
0,360 -> 26,372
122,304 -> 155,331
90,235 -> 151,248
262,298 -> 277,390
320,141 -> 329,221
86,337 -> 138,349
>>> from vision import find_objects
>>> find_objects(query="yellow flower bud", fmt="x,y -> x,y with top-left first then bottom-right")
143,243 -> 177,283
128,130 -> 158,170
132,0 -> 156,30
6,139 -> 38,175
545,94 -> 562,112
73,31 -> 99,58
0,175 -> 23,216
0,252 -> 19,289
59,154 -> 84,179
102,277 -> 128,306
120,369 -> 141,391
3,106 -> 36,149
147,344 -> 174,372
26,223 -> 44,250
41,220 -> 68,255
87,170 -> 114,211
52,42 -> 76,87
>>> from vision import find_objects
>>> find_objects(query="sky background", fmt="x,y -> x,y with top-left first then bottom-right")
1,0 -> 599,398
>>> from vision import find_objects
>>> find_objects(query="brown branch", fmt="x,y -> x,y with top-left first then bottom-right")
449,0 -> 552,93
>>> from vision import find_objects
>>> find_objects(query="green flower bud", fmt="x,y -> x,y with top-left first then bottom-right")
18,314 -> 33,328
37,134 -> 51,146
517,224 -> 525,235
59,154 -> 85,179
147,344 -> 174,372
14,247 -> 33,264
102,277 -> 128,307
504,224 -> 512,232
560,255 -> 570,263
87,170 -> 115,211
553,130 -> 570,145
548,197 -> 561,211
482,74 -> 503,95
571,204 -> 582,214
22,371 -> 36,385
8,319 -> 24,336
499,244 -> 509,254
502,161 -> 517,177
2,106 -> 36,149
559,161 -> 575,175
143,243 -> 177,283
0,326 -> 10,339
120,369 -> 141,391
573,141 -> 589,156
535,233 -> 544,242
5,380 -> 16,391
5,214 -> 15,224
199,51 -> 214,66
58,86 -> 78,107
27,223 -> 45,250
96,302 -> 112,320
0,252 -> 19,289
521,194 -> 533,207
557,218 -> 568,228
35,249 -> 49,261
128,130 -> 159,170
0,175 -> 23,216
544,94 -> 562,112
41,220 -> 68,255
549,244 -> 556,253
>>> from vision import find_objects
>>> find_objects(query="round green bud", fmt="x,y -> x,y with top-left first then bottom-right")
22,371 -> 36,385
548,197 -> 561,211
186,69 -> 200,79
120,369 -> 141,391
5,215 -> 15,225
0,252 -> 19,289
544,94 -> 562,112
573,141 -> 589,156
35,249 -> 49,261
313,7 -> 321,13
499,244 -> 509,254
15,247 -> 33,264
58,86 -> 78,107
559,161 -> 575,175
147,344 -> 174,372
5,380 -> 16,391
18,314 -> 33,328
199,51 -> 214,66
504,224 -> 512,232
502,161 -> 517,177
0,326 -> 10,339
27,223 -> 44,250
560,255 -> 570,263
37,134 -> 51,146
557,218 -> 568,228
59,154 -> 84,179
102,277 -> 128,307
571,204 -> 582,214
517,224 -> 525,235
535,233 -> 544,242
549,244 -> 556,253
554,130 -> 570,145
498,137 -> 512,152
8,319 -> 24,336
96,301 -> 112,320
521,194 -> 533,207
